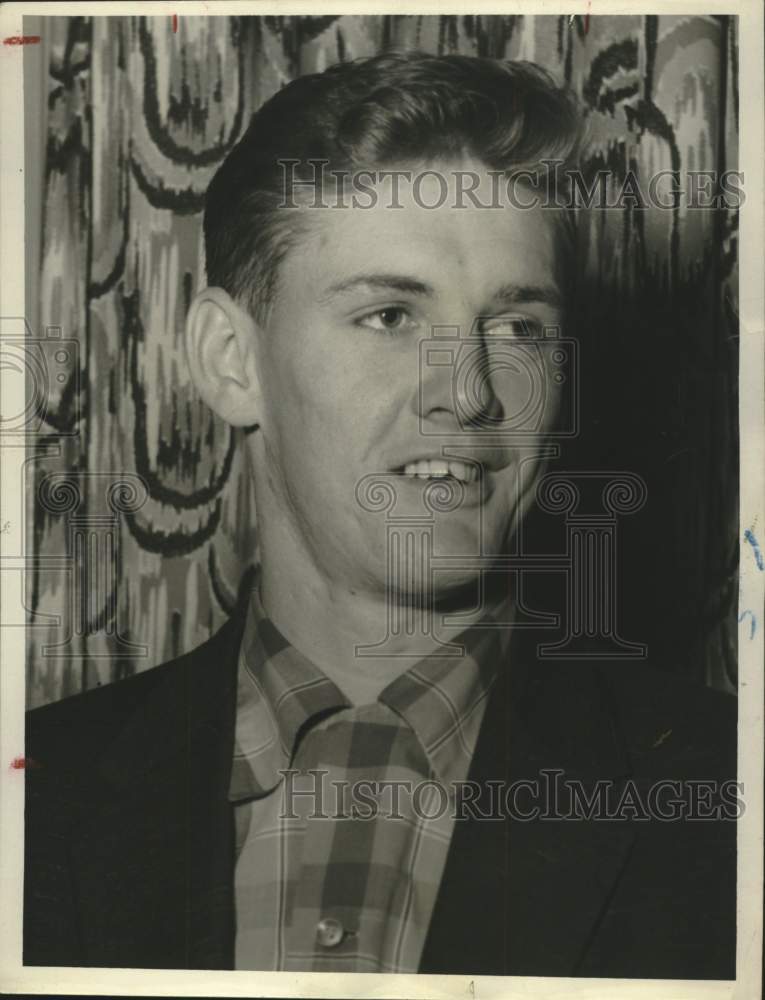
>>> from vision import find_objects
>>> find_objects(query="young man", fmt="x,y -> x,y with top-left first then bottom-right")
25,52 -> 737,978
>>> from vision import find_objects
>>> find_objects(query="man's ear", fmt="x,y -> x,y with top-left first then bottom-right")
185,287 -> 262,427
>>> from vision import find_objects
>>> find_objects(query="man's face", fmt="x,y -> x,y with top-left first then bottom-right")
249,159 -> 565,598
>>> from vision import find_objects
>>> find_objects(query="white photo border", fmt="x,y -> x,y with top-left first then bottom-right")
0,2 -> 762,997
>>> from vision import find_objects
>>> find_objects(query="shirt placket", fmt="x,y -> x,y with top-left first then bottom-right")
281,704 -> 443,973
282,715 -> 363,969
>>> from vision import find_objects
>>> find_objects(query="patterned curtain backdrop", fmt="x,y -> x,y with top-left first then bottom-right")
26,14 -> 739,707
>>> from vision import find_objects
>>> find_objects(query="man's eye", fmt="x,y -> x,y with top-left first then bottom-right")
480,316 -> 534,338
357,307 -> 415,333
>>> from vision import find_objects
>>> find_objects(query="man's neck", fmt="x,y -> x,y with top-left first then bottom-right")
257,554 -> 510,706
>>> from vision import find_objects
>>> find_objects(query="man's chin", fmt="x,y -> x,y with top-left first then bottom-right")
351,501 -> 515,600
387,558 -> 504,604
386,571 -> 481,606
432,512 -> 513,559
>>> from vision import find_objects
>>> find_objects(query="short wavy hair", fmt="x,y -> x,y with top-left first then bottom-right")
204,50 -> 582,321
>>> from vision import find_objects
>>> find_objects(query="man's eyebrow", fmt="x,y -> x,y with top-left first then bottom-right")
320,275 -> 562,308
322,274 -> 434,298
491,283 -> 563,309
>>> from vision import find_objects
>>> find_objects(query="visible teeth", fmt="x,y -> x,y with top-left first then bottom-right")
447,461 -> 470,483
426,460 -> 449,477
401,459 -> 478,483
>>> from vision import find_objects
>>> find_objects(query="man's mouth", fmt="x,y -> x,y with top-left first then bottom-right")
395,459 -> 480,483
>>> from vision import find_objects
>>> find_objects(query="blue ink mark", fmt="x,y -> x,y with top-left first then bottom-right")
744,529 -> 764,571
738,610 -> 756,640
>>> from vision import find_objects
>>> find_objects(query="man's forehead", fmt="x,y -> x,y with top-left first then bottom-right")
296,195 -> 561,299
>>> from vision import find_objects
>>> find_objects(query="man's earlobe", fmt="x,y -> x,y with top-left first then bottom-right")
185,287 -> 262,427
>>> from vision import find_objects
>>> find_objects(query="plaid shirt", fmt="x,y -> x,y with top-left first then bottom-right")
229,585 -> 507,972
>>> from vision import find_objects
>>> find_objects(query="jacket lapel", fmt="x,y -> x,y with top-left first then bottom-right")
420,635 -> 637,975
70,614 -> 244,969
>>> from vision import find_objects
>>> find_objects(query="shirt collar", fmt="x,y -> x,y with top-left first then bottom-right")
378,622 -> 503,787
229,585 -> 507,803
230,585 -> 350,801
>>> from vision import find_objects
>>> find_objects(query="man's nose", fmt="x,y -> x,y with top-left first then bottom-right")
417,325 -> 505,429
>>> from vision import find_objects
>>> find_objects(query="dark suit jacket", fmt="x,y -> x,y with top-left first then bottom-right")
24,610 -> 737,977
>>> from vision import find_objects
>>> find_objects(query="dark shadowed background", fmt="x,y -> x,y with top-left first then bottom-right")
23,14 -> 738,707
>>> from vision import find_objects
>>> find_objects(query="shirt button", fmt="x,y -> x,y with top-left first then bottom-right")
316,917 -> 345,948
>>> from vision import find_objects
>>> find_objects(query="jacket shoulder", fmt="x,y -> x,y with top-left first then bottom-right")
25,613 -> 243,772
24,613 -> 244,966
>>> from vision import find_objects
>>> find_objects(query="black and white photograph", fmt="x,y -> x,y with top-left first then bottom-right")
0,2 -> 762,997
